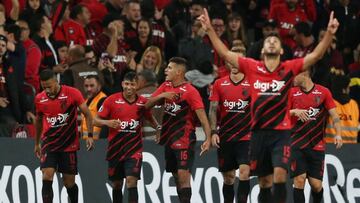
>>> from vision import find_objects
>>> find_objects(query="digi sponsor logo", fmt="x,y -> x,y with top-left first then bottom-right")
223,99 -> 249,112
254,80 -> 285,95
118,119 -> 140,131
164,102 -> 181,116
307,107 -> 320,120
46,113 -> 69,127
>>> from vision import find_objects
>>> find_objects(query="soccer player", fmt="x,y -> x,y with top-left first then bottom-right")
145,57 -> 211,203
209,48 -> 251,203
34,69 -> 94,203
94,71 -> 160,203
289,70 -> 342,203
198,9 -> 339,203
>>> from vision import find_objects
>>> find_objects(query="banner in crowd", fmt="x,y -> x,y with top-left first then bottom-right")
1,138 -> 360,203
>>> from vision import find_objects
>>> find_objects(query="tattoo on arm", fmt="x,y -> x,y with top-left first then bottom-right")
209,101 -> 218,131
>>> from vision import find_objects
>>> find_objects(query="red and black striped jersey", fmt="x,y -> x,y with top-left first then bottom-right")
237,57 -> 304,130
98,93 -> 150,161
209,76 -> 251,142
152,82 -> 204,149
35,86 -> 85,153
290,84 -> 336,150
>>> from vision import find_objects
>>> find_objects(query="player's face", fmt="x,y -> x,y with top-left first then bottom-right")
84,78 -> 100,98
164,62 -> 177,82
262,36 -> 283,56
122,79 -> 137,97
41,78 -> 59,98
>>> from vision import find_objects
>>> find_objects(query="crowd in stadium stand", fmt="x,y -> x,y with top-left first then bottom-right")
0,0 -> 358,142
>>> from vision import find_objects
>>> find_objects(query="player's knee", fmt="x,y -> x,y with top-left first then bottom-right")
177,170 -> 191,188
309,180 -> 322,192
112,180 -> 123,190
62,176 -> 75,188
239,165 -> 250,180
273,167 -> 287,183
126,177 -> 138,188
293,175 -> 306,189
42,169 -> 55,181
223,172 -> 236,185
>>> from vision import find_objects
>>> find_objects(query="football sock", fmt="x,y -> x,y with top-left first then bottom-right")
237,180 -> 250,203
112,188 -> 123,203
258,187 -> 272,203
66,183 -> 78,203
42,180 -> 53,203
312,188 -> 323,203
179,187 -> 192,203
222,183 -> 234,203
273,183 -> 287,203
293,188 -> 305,203
128,187 -> 138,203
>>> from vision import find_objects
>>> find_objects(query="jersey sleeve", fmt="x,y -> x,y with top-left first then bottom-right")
187,87 -> 204,110
237,57 -> 252,74
285,58 -> 304,76
71,88 -> 85,106
151,82 -> 166,97
97,97 -> 111,118
324,88 -> 336,110
209,80 -> 220,102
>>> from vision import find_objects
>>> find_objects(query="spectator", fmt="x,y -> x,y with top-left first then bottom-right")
62,45 -> 102,97
247,19 -> 293,61
123,0 -> 142,42
293,22 -> 316,58
348,43 -> 360,73
54,4 -> 90,46
349,46 -> 360,106
325,73 -> 359,143
210,0 -> 242,21
136,45 -> 165,83
19,0 -> 45,25
129,18 -> 153,63
16,19 -> 41,93
268,0 -> 316,48
92,13 -> 130,94
164,0 -> 192,41
80,75 -> 106,140
105,0 -> 127,15
225,13 -> 247,47
0,35 -> 33,136
84,45 -> 98,68
319,29 -> 344,71
136,69 -> 162,138
53,41 -> 68,65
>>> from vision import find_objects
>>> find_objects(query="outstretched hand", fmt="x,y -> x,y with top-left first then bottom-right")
327,11 -> 340,35
197,8 -> 212,32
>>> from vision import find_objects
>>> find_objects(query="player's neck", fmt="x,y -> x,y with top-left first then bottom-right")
171,78 -> 186,87
230,72 -> 244,83
264,56 -> 281,72
122,93 -> 136,103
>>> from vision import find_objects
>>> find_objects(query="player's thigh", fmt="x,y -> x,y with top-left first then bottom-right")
124,158 -> 142,187
236,141 -> 250,180
290,148 -> 307,180
293,173 -> 307,189
165,146 -> 177,173
250,131 -> 273,177
58,152 -> 78,175
40,152 -> 57,180
308,176 -> 323,192
305,149 -> 325,182
108,160 -> 125,182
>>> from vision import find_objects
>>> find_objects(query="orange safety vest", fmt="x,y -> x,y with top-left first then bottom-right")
325,99 -> 359,143
81,91 -> 106,139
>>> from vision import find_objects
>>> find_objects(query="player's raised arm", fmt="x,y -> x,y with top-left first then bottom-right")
328,108 -> 343,149
198,8 -> 240,68
303,11 -> 339,71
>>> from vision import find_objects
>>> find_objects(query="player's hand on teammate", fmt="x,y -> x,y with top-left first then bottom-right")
197,9 -> 212,32
327,11 -> 340,35
211,134 -> 220,148
293,109 -> 310,122
200,139 -> 211,156
160,92 -> 179,100
106,119 -> 121,129
334,135 -> 343,149
34,144 -> 41,159
86,137 -> 95,151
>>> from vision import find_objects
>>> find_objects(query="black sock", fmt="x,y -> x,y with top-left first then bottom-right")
258,187 -> 272,203
237,180 -> 250,203
179,187 -> 192,203
311,188 -> 323,203
112,188 -> 123,203
42,180 -> 53,203
128,187 -> 138,203
223,183 -> 234,203
293,188 -> 305,203
66,184 -> 78,203
273,183 -> 287,203
174,176 -> 181,200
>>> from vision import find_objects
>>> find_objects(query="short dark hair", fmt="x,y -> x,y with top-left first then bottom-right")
123,71 -> 138,81
5,24 -> 21,42
30,15 -> 45,34
102,13 -> 124,27
169,57 -> 188,70
40,69 -> 56,81
294,22 -> 312,37
137,69 -> 157,85
85,74 -> 101,83
84,45 -> 93,54
70,5 -> 84,20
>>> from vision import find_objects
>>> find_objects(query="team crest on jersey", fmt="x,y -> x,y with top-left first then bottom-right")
242,89 -> 249,97
60,99 -> 67,111
278,68 -> 285,77
315,95 -> 321,105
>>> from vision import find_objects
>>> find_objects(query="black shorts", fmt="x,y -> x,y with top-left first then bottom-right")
165,145 -> 195,173
108,157 -> 142,181
40,151 -> 78,174
217,141 -> 250,172
290,148 -> 325,180
249,130 -> 291,177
